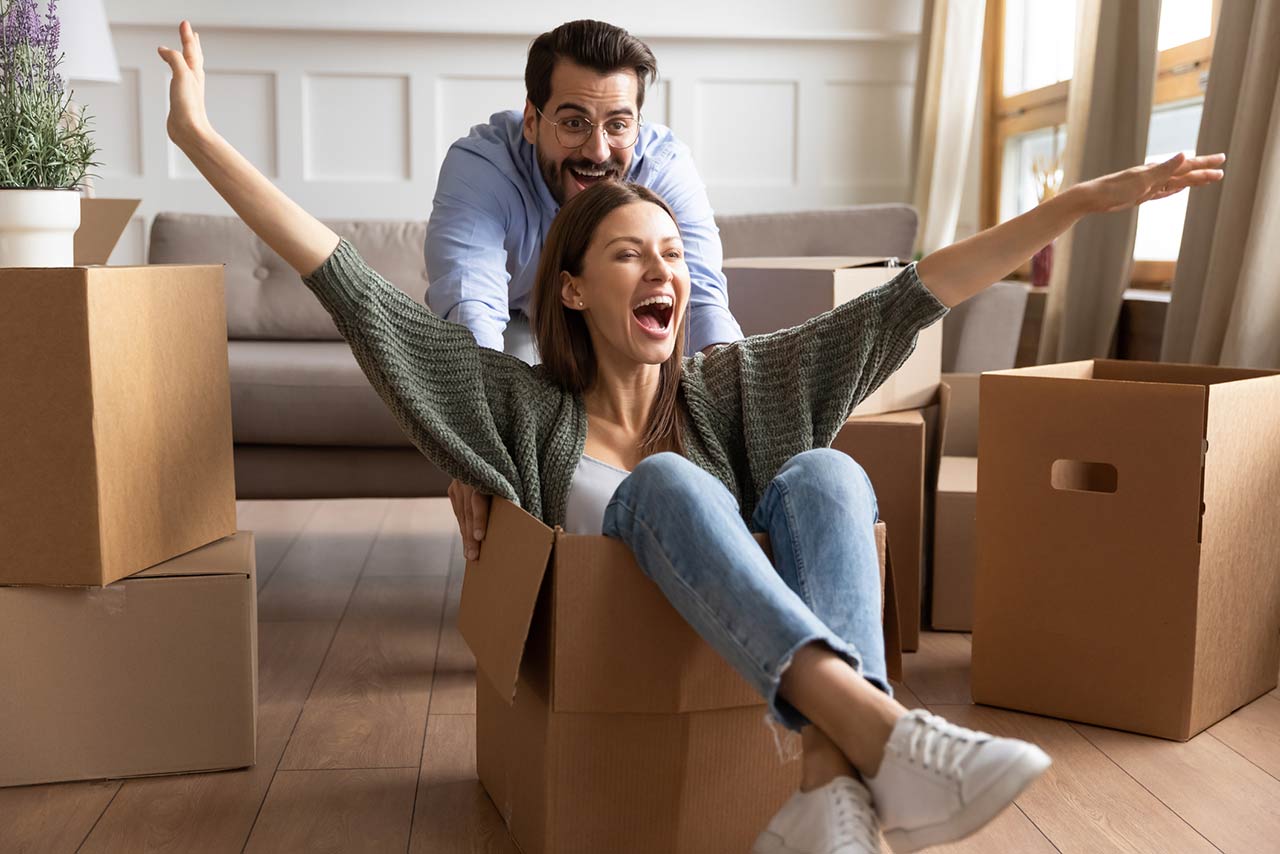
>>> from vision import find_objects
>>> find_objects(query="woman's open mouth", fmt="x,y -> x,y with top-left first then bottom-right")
632,295 -> 675,340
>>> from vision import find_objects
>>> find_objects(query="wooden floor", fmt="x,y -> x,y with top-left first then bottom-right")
3,497 -> 1279,854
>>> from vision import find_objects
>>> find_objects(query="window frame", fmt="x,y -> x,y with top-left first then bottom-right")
981,0 -> 1217,289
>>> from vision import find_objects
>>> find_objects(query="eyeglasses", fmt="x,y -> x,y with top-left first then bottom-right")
536,108 -> 642,150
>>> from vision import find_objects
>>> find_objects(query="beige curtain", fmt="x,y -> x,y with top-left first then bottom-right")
911,0 -> 987,255
1162,0 -> 1280,368
1036,0 -> 1161,363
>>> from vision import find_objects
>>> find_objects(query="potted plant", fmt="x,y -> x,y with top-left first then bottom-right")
0,0 -> 96,267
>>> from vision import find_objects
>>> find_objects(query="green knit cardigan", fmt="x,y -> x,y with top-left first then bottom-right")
303,240 -> 948,527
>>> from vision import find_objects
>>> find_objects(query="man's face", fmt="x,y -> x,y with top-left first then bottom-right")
523,60 -> 639,206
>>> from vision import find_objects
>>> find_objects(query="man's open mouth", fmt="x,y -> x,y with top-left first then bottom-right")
568,164 -> 618,188
632,295 -> 674,337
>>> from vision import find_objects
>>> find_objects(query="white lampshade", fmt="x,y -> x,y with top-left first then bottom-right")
59,0 -> 120,83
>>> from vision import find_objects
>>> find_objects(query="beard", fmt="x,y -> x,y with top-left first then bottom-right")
536,147 -> 628,206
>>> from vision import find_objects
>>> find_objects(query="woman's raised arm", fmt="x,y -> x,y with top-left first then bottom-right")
158,21 -> 339,276
916,151 -> 1226,307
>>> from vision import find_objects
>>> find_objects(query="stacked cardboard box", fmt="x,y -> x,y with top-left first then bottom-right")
724,257 -> 943,417
972,360 -> 1280,740
931,373 -> 979,631
460,499 -> 895,854
0,212 -> 256,785
726,257 -> 947,650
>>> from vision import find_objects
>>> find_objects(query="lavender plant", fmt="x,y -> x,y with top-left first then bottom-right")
0,0 -> 96,189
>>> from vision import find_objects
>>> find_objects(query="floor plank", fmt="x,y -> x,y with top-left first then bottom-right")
235,499 -> 321,591
256,499 -> 390,621
0,780 -> 120,854
901,631 -> 973,705
362,497 -> 456,578
431,552 -> 477,715
408,715 -> 517,854
889,678 -> 927,710
932,704 -> 1219,854
280,575 -> 446,770
929,805 -> 1059,854
1076,720 -> 1280,854
1209,693 -> 1280,781
243,768 -> 418,854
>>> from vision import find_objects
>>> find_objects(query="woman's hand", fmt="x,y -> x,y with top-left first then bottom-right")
158,21 -> 212,147
1075,151 -> 1227,214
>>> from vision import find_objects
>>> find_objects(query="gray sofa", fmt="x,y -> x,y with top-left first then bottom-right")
148,205 -> 918,499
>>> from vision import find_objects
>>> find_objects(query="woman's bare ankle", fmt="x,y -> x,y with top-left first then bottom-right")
799,726 -> 853,792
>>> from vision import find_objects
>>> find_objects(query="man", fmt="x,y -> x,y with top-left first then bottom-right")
426,19 -> 741,554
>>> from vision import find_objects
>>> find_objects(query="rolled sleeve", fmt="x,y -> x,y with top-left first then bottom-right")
647,138 -> 744,352
425,147 -> 516,351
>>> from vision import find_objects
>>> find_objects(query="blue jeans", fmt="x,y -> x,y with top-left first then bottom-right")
602,448 -> 889,732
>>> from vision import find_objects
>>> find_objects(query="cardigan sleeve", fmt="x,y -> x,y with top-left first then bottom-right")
301,239 -> 551,502
692,263 -> 947,497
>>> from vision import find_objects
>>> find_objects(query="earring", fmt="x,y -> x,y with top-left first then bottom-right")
578,300 -> 584,307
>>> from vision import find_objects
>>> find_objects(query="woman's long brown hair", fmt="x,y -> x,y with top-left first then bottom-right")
531,182 -> 686,457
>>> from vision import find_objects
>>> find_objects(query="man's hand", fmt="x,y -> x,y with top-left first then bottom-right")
448,480 -> 491,562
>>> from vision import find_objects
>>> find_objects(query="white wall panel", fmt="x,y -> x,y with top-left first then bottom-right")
304,74 -> 410,181
172,71 -> 276,179
820,81 -> 914,188
695,80 -> 797,187
88,16 -> 926,258
76,68 -> 142,178
435,76 -> 526,173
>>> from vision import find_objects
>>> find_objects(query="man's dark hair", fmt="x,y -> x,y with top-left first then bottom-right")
525,20 -> 657,111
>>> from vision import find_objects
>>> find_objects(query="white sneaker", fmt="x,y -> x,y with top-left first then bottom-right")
865,709 -> 1050,853
752,775 -> 881,854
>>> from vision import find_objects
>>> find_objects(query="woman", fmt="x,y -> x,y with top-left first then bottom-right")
159,22 -> 1223,854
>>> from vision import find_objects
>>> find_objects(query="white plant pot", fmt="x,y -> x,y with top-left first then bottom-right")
0,189 -> 82,268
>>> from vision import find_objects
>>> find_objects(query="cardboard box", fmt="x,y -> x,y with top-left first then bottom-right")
831,385 -> 948,651
932,457 -> 977,631
724,257 -> 942,416
0,264 -> 236,586
75,198 -> 140,265
459,499 -> 895,854
972,360 -> 1280,740
0,532 -> 258,787
930,373 -> 979,631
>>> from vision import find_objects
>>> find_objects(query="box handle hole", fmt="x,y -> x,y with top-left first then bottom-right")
1051,460 -> 1118,494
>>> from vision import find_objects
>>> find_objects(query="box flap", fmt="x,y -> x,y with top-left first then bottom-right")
879,522 -> 902,683
457,498 -> 556,705
549,533 -> 763,714
74,198 -> 140,265
724,256 -> 900,271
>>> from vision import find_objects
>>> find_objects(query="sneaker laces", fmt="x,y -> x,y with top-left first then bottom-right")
901,710 -> 990,781
828,777 -> 880,851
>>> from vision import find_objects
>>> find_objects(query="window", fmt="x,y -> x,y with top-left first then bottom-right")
983,0 -> 1217,287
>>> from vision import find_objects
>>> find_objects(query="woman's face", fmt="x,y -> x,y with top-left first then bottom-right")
561,201 -> 689,367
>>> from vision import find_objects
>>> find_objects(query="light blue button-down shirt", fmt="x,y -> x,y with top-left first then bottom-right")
425,110 -> 743,353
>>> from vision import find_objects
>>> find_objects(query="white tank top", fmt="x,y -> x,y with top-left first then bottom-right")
562,454 -> 631,535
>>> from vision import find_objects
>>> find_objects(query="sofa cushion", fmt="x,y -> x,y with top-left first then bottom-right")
228,340 -> 413,446
717,205 -> 918,261
149,214 -> 427,340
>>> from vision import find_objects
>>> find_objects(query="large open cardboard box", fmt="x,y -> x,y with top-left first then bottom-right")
972,360 -> 1280,740
459,499 -> 896,854
724,257 -> 942,417
0,532 -> 257,787
0,264 -> 236,586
